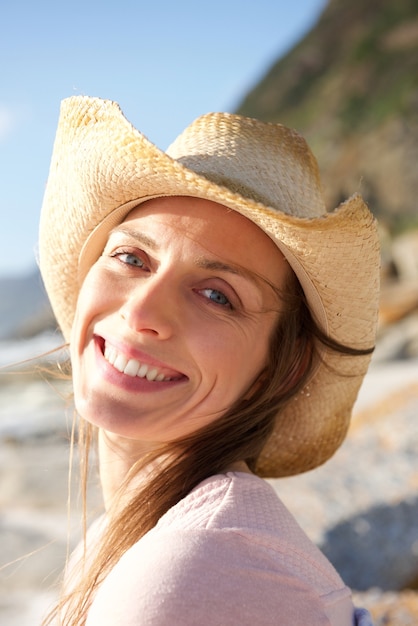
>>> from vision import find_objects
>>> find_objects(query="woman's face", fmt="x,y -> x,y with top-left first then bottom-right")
71,196 -> 289,449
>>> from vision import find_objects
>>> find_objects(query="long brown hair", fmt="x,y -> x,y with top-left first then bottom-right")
43,271 -> 373,626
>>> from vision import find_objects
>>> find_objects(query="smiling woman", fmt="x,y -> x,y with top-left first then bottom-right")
38,96 -> 379,625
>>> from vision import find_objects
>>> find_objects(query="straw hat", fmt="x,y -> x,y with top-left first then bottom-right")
39,96 -> 380,477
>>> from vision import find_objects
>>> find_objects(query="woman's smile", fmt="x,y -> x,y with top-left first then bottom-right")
104,343 -> 176,381
70,196 -> 289,446
94,337 -> 187,382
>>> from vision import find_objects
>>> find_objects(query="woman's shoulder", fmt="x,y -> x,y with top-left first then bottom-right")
154,473 -> 347,593
157,472 -> 327,560
157,471 -> 293,533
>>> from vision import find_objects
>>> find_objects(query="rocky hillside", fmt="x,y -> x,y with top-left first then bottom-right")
236,0 -> 418,233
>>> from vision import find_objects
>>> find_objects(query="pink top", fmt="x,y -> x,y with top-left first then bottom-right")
84,472 -> 358,625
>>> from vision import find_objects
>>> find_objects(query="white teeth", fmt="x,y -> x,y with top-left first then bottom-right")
137,363 -> 149,378
104,343 -> 173,382
114,354 -> 128,373
104,345 -> 117,365
146,368 -> 159,381
124,358 -> 141,377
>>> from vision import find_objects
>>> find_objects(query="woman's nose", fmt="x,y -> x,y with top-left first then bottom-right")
119,279 -> 176,339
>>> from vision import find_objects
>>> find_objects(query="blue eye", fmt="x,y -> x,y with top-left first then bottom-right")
118,252 -> 145,268
201,288 -> 231,307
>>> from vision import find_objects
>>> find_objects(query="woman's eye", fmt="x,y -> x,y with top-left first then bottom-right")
200,288 -> 232,308
116,252 -> 146,268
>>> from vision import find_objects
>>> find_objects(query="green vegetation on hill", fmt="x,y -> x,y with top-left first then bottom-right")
236,0 -> 418,231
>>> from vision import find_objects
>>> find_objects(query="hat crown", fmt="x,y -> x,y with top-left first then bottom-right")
166,113 -> 326,218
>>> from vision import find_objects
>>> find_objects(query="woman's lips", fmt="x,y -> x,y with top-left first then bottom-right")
95,336 -> 187,384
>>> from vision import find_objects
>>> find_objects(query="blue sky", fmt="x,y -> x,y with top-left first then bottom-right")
0,0 -> 327,277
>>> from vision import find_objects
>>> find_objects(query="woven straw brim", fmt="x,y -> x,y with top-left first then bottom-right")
39,97 -> 380,477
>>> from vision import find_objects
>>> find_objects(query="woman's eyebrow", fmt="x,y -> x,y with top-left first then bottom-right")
108,227 -> 158,250
196,258 -> 262,290
196,258 -> 242,277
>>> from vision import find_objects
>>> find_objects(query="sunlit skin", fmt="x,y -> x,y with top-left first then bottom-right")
70,197 -> 290,487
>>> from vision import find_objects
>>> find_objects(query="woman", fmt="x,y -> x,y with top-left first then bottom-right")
39,96 -> 379,625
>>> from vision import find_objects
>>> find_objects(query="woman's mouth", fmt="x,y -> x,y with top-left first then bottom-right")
103,341 -> 183,382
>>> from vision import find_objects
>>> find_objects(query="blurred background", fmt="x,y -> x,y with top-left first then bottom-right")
1,0 -> 418,624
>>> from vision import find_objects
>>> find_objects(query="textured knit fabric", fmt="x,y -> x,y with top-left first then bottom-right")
84,472 -> 371,625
